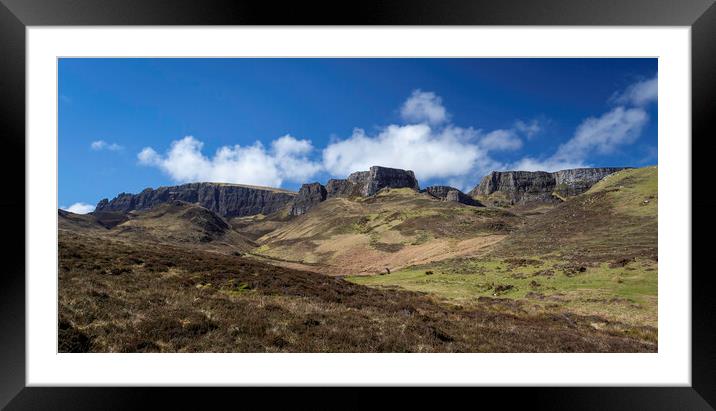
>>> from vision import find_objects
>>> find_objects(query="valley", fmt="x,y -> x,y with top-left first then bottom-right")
59,165 -> 658,352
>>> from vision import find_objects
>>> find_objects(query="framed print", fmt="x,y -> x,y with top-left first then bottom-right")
1,0 -> 714,408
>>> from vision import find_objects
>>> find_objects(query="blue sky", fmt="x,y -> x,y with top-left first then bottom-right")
59,58 -> 657,213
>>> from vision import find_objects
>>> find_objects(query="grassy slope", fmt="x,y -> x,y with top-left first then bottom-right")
251,188 -> 519,275
58,167 -> 658,352
348,167 -> 658,328
60,201 -> 256,254
59,230 -> 655,352
496,166 -> 657,260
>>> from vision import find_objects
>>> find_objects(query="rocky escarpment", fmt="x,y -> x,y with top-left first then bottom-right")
424,186 -> 483,207
325,178 -> 363,198
333,166 -> 420,197
290,183 -> 327,216
95,182 -> 296,218
470,171 -> 557,204
290,166 -> 421,215
469,167 -> 629,205
97,166 -> 422,219
552,168 -> 629,197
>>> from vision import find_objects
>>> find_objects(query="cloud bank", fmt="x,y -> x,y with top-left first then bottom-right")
323,125 -> 482,180
140,91 -> 525,187
136,79 -> 655,189
62,202 -> 95,214
323,91 -> 523,183
138,135 -> 321,188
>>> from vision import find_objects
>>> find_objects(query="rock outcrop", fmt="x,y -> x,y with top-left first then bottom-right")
290,183 -> 327,216
291,166 -> 421,215
95,166 -> 422,220
469,167 -> 629,204
94,166 -> 626,221
470,171 -> 558,204
424,186 -> 483,207
553,168 -> 628,197
95,182 -> 296,218
325,178 -> 362,198
328,166 -> 420,198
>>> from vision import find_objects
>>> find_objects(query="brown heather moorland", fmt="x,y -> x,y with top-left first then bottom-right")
59,231 -> 655,352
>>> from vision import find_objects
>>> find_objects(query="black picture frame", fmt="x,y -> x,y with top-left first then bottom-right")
1,0 -> 714,409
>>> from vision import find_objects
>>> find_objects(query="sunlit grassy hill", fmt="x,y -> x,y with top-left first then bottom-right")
348,167 -> 658,329
250,188 -> 518,275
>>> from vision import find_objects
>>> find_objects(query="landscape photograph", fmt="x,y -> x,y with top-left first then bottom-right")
58,58 -> 658,353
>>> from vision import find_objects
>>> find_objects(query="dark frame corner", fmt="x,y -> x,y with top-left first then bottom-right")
1,0 -> 714,409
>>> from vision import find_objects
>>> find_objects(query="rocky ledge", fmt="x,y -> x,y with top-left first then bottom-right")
290,166 -> 420,215
94,165 -> 631,219
95,182 -> 297,218
423,186 -> 483,207
469,167 -> 629,204
290,183 -> 328,216
326,166 -> 420,198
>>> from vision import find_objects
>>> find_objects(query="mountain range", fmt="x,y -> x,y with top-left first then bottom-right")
59,165 -> 658,353
94,165 -> 628,217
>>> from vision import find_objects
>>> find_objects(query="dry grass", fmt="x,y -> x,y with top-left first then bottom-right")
58,168 -> 658,353
250,189 -> 518,275
493,167 -> 657,263
59,231 -> 655,352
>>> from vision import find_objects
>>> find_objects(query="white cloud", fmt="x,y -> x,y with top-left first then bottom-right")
323,90 -> 524,183
400,90 -> 449,125
91,140 -> 123,151
137,147 -> 160,164
511,157 -> 588,172
322,124 -> 485,181
138,135 -> 321,187
553,106 -> 648,161
511,107 -> 647,172
272,134 -> 313,157
478,129 -> 523,152
135,85 -> 653,190
61,202 -> 95,214
514,119 -> 542,139
611,76 -> 657,106
511,78 -> 653,173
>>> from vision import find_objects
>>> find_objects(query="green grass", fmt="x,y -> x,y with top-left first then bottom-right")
588,166 -> 657,217
410,230 -> 432,245
255,244 -> 271,253
348,256 -> 657,327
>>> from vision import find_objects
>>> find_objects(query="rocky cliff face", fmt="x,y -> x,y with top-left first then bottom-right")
326,166 -> 420,198
424,186 -> 483,207
95,166 -> 627,220
290,183 -> 327,216
95,166 -> 421,220
469,167 -> 629,204
470,171 -> 558,204
354,166 -> 420,196
553,168 -> 629,197
95,183 -> 296,218
325,178 -> 363,198
290,166 -> 421,214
